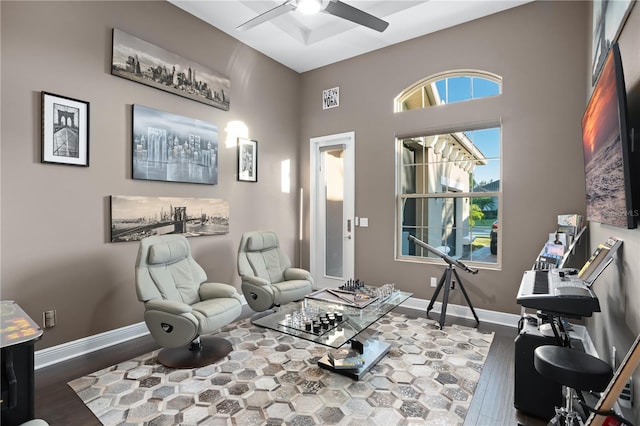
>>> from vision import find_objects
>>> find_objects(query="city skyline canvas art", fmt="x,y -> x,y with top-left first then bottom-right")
111,28 -> 230,110
132,104 -> 218,185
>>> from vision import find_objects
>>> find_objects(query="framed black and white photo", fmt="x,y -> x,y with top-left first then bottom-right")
132,104 -> 218,185
237,138 -> 258,182
41,92 -> 89,166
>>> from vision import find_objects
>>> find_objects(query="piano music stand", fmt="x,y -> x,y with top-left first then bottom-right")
408,235 -> 480,329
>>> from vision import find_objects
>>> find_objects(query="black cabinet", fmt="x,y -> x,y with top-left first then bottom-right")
1,301 -> 43,426
514,321 -> 563,419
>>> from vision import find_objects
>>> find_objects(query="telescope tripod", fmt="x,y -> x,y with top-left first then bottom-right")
426,262 -> 479,329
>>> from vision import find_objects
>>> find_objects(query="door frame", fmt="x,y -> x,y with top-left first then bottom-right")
309,131 -> 355,288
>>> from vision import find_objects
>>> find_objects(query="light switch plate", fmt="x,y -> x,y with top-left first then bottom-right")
360,218 -> 369,227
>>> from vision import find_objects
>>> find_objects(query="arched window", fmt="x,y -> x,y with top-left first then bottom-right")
396,70 -> 502,267
395,70 -> 501,112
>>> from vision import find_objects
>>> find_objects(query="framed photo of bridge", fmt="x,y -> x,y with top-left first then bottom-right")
41,91 -> 90,166
109,195 -> 229,243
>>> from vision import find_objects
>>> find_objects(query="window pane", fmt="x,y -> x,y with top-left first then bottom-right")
467,127 -> 500,159
401,165 -> 423,194
471,159 -> 500,191
401,197 -> 423,228
462,197 -> 499,262
405,228 -> 452,259
435,80 -> 446,104
400,87 -> 423,111
471,196 -> 498,223
426,198 -> 455,228
447,76 -> 472,103
402,139 -> 428,164
472,77 -> 500,98
420,159 -> 470,194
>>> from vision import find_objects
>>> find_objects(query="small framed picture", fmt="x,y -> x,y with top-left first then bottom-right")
237,137 -> 258,182
41,91 -> 90,166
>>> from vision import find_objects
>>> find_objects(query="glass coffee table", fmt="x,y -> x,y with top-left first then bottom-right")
251,286 -> 412,380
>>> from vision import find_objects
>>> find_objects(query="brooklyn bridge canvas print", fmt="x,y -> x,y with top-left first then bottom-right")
110,195 -> 229,243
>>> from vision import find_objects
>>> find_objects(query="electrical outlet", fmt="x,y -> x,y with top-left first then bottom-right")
43,310 -> 56,328
430,277 -> 437,287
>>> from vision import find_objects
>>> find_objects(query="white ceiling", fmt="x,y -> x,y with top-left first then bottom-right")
170,0 -> 533,73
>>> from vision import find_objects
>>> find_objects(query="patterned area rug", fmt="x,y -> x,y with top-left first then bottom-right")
69,312 -> 494,425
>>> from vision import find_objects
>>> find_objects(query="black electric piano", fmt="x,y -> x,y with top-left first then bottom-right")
517,268 -> 600,318
514,269 -> 600,419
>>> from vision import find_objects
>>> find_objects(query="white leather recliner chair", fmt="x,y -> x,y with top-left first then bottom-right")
237,230 -> 314,314
135,234 -> 242,368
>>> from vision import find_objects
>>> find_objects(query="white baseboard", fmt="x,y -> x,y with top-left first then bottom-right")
35,322 -> 150,370
399,296 -> 522,327
32,295 -> 523,370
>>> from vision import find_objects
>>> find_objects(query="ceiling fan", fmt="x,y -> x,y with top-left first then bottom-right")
237,0 -> 389,32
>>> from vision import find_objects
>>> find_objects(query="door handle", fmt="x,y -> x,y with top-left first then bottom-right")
347,219 -> 351,232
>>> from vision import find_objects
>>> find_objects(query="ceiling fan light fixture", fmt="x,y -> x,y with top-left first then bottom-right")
297,0 -> 322,15
237,0 -> 388,33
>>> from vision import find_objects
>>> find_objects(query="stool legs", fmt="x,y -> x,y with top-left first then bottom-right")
548,387 -> 583,426
533,345 -> 614,426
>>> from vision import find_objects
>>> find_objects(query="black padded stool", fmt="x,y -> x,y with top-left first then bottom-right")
534,345 -> 613,425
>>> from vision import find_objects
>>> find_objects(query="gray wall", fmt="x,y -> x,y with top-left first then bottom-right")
299,1 -> 589,315
586,3 -> 640,421
1,1 -> 301,350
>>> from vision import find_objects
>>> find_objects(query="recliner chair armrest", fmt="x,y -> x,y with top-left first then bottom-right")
284,268 -> 313,283
199,282 -> 242,302
145,299 -> 192,315
241,275 -> 271,287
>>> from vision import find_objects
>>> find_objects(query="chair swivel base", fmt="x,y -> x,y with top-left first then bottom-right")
157,336 -> 233,369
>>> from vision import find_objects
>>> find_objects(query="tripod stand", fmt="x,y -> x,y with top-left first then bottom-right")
426,262 -> 479,329
408,234 -> 480,329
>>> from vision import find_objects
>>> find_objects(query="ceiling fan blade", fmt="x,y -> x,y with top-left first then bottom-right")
323,0 -> 389,32
237,1 -> 297,31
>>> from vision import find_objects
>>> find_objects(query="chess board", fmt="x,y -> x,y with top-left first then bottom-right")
305,288 -> 378,309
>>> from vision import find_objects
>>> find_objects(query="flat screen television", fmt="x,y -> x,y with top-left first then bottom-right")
582,43 -> 636,229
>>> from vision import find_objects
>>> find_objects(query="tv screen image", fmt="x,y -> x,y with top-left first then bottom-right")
582,43 -> 635,229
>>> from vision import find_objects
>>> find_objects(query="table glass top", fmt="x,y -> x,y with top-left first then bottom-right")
1,300 -> 43,348
252,289 -> 412,349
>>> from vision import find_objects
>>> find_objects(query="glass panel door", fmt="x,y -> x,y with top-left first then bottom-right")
322,147 -> 344,278
310,132 -> 355,288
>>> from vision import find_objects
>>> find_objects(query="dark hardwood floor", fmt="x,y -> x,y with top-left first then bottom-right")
33,309 -> 549,426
